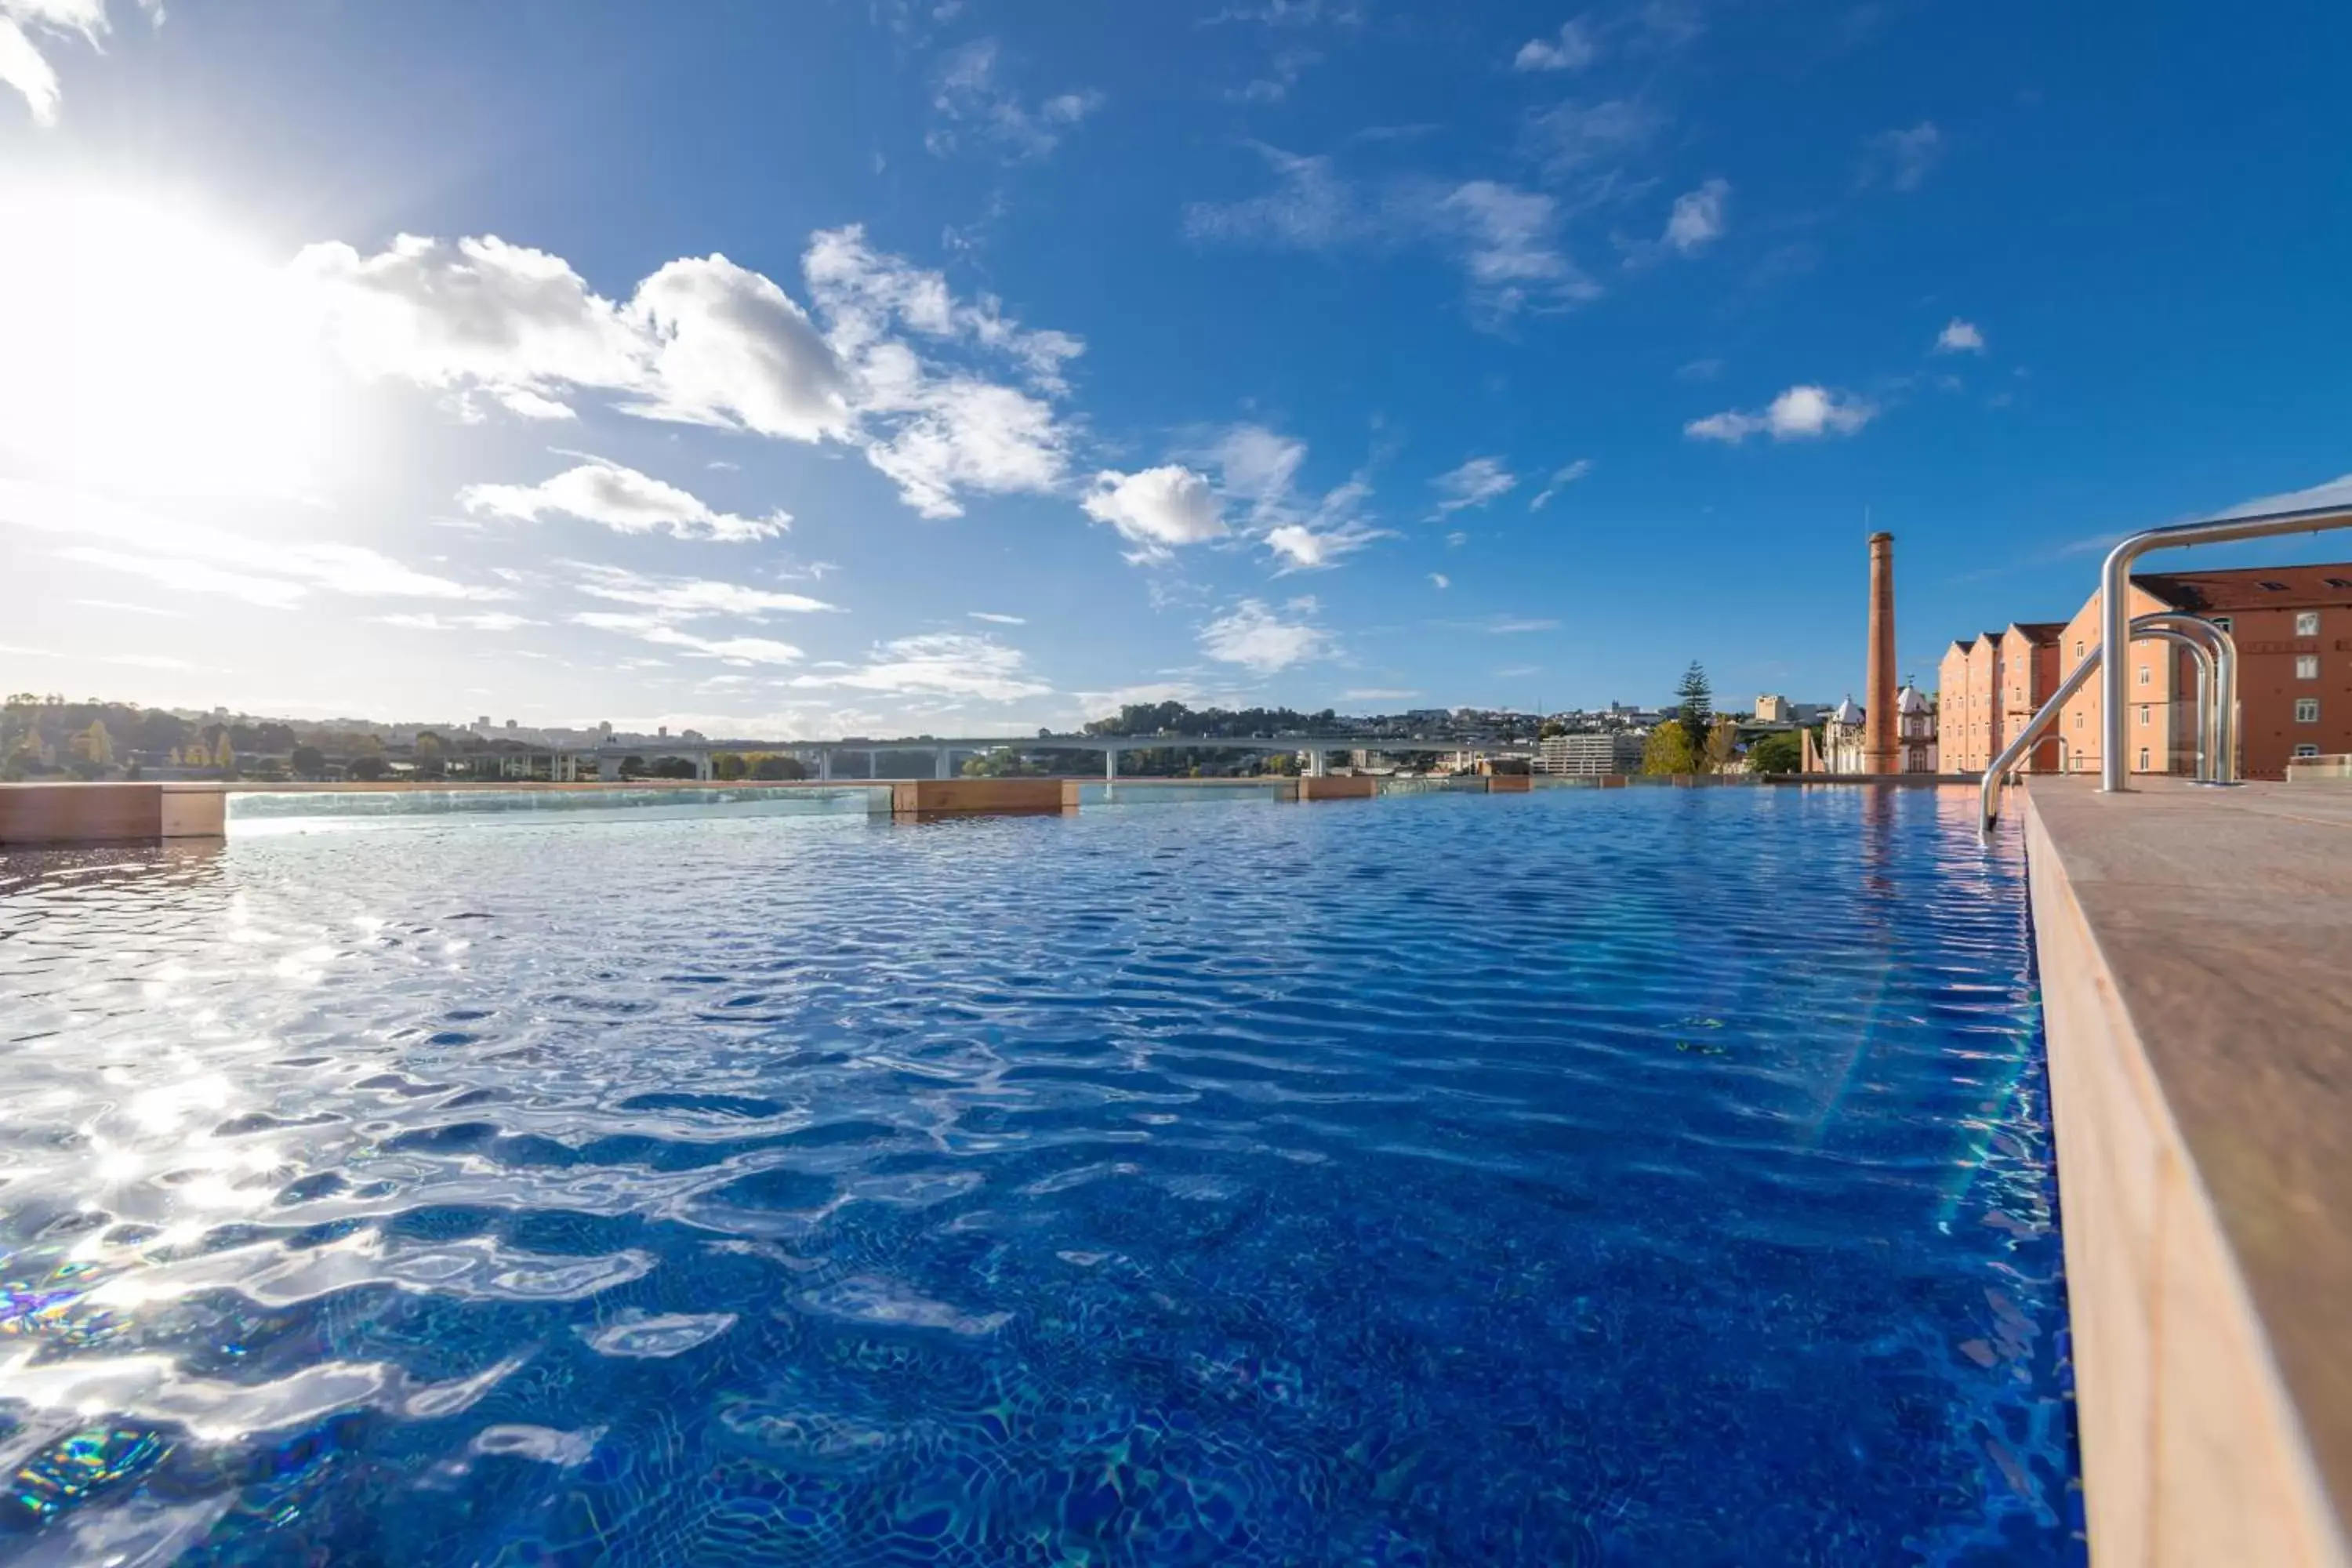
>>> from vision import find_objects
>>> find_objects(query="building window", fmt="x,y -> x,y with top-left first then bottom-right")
2296,744 -> 2322,758
2296,611 -> 2321,637
2296,698 -> 2320,724
2298,655 -> 2320,680
2136,666 -> 2150,685
2074,639 -> 2085,659
2073,712 -> 2084,730
2212,616 -> 2231,633
2139,705 -> 2151,725
2138,747 -> 2150,771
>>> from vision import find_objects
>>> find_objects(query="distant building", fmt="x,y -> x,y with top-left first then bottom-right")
1819,683 -> 1936,774
1939,622 -> 2065,775
1894,682 -> 1938,772
1535,732 -> 1644,776
1940,563 -> 2352,779
1818,697 -> 1867,774
1754,694 -> 1794,723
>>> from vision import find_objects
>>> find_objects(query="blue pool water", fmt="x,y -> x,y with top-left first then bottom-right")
0,788 -> 2080,1563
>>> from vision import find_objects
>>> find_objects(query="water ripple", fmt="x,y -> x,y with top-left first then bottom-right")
0,788 -> 2078,1563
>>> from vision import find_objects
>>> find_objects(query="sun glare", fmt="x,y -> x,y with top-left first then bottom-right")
0,181 -> 333,501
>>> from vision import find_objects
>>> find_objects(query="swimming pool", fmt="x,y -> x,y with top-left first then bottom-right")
0,788 -> 2079,1563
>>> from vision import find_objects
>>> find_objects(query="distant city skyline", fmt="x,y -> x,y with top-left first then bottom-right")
3,2 -> 2349,739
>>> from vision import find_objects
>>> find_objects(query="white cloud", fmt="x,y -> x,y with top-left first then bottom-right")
74,598 -> 181,617
789,632 -> 1051,701
1523,97 -> 1664,180
1182,147 -> 1363,251
1082,465 -> 1227,560
1432,181 -> 1594,321
2212,471 -> 2352,521
1513,18 -> 1596,72
296,235 -> 649,416
1664,178 -> 1729,255
457,457 -> 789,543
375,612 -> 543,632
928,38 -> 1103,162
1263,524 -> 1338,569
804,224 -> 1083,393
968,611 -> 1025,625
621,253 -> 851,441
1203,423 -> 1388,571
1935,318 -> 1986,354
1429,572 -> 1450,589
858,375 -> 1071,519
303,224 -> 1077,522
1686,384 -> 1875,443
569,562 -> 836,616
55,547 -> 306,608
1860,122 -> 1943,191
6,478 -> 510,606
0,0 -> 138,128
1528,459 -> 1593,510
804,226 -> 1080,517
1431,456 -> 1517,517
1199,597 -> 1334,672
1185,151 -> 1592,321
572,614 -> 805,666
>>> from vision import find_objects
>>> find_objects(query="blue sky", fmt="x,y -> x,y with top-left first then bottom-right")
2,0 -> 2347,735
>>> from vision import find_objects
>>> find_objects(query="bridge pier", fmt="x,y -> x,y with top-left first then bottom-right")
695,753 -> 713,782
935,747 -> 953,780
598,756 -> 621,782
816,749 -> 833,782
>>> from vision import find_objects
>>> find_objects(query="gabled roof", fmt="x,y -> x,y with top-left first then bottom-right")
2132,564 -> 2352,613
2007,621 -> 2066,645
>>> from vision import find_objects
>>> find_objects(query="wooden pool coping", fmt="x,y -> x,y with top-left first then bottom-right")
2025,778 -> 2352,1567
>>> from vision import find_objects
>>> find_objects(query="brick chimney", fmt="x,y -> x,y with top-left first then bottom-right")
1866,531 -> 1897,775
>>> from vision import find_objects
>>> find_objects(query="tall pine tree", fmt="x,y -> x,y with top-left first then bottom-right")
1674,662 -> 1713,744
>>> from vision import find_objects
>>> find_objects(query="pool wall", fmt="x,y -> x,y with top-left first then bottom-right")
2024,786 -> 2349,1568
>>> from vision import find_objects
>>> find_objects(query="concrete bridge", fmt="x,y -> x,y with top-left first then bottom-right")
560,733 -> 1526,783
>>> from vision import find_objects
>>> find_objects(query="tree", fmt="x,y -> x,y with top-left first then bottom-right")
1704,717 -> 1740,772
1748,731 -> 1803,775
347,755 -> 388,782
750,753 -> 808,781
1641,720 -> 1700,775
711,752 -> 748,781
212,732 -> 236,775
1539,720 -> 1567,739
289,744 -> 326,779
646,757 -> 699,779
414,731 -> 446,780
138,710 -> 188,755
1674,662 -> 1713,743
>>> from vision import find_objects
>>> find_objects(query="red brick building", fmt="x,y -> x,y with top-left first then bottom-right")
1938,622 -> 2066,775
1938,564 -> 2352,779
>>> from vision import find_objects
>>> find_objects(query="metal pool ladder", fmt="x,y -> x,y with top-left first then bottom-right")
1980,497 -> 2352,840
1979,612 -> 2234,840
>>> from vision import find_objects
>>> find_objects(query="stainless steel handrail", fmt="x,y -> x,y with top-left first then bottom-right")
2135,612 -> 2238,782
2100,502 -> 2352,790
2135,629 -> 2216,780
1980,614 -> 2227,838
